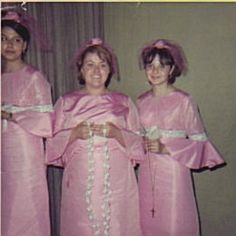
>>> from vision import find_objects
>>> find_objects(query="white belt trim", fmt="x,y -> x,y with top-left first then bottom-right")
143,126 -> 207,141
189,133 -> 208,141
2,104 -> 53,113
144,126 -> 186,139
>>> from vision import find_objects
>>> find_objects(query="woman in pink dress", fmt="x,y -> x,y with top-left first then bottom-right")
1,10 -> 52,236
46,38 -> 144,236
137,39 -> 225,236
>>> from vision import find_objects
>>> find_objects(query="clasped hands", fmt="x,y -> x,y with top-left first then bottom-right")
69,121 -> 125,147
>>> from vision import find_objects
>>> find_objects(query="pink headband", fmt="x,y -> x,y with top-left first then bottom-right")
2,10 -> 51,52
74,38 -> 119,78
154,40 -> 171,50
2,10 -> 30,30
2,11 -> 21,22
141,39 -> 188,75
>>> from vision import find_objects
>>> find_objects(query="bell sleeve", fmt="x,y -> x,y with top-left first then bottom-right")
119,98 -> 145,162
161,96 -> 225,169
45,96 -> 73,166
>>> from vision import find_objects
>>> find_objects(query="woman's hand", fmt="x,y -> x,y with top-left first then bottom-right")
69,121 -> 93,143
92,122 -> 126,147
1,111 -> 13,121
144,137 -> 169,154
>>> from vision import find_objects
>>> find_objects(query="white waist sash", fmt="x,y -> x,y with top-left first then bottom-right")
1,104 -> 53,131
2,104 -> 53,113
143,126 -> 207,141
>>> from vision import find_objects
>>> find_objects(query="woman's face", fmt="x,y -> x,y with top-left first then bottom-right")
1,27 -> 27,62
145,54 -> 174,87
81,52 -> 110,90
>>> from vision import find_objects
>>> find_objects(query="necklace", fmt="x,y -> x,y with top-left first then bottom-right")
148,152 -> 157,218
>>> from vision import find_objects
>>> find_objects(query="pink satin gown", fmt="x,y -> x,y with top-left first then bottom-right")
137,90 -> 225,236
1,65 -> 53,236
46,90 -> 145,236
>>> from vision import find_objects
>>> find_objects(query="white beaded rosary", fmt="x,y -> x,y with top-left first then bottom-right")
85,122 -> 112,236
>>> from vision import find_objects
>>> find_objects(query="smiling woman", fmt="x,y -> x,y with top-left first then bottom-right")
1,10 -> 53,236
46,38 -> 145,236
137,39 -> 225,236
144,54 -> 175,87
1,12 -> 30,71
76,38 -> 118,89
80,52 -> 110,92
1,27 -> 27,61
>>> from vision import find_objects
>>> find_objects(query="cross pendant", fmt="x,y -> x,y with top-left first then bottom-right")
151,208 -> 155,218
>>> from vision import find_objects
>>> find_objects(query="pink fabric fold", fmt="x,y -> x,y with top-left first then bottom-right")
121,128 -> 144,161
120,98 -> 145,161
46,128 -> 71,166
14,111 -> 53,137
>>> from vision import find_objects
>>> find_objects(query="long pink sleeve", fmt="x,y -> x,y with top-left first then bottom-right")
46,97 -> 71,166
161,96 -> 224,169
14,111 -> 53,137
121,98 -> 145,161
